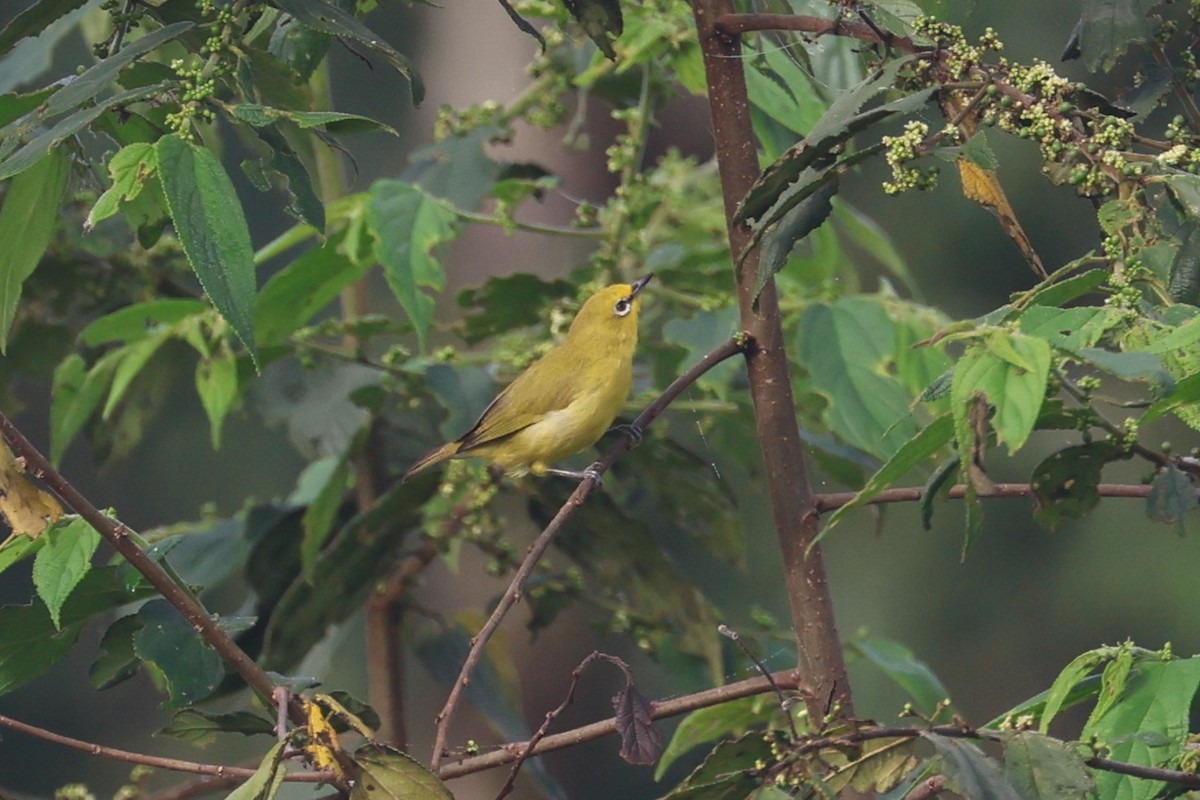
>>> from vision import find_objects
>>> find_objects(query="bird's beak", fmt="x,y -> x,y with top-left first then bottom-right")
630,273 -> 654,298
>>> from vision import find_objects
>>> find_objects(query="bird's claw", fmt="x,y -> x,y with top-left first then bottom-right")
544,463 -> 605,488
609,423 -> 644,448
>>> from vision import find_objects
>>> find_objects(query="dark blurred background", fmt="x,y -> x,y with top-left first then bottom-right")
2,2 -> 1197,798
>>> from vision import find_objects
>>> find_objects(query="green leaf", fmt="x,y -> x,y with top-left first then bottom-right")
663,731 -> 776,800
157,709 -> 275,746
1146,465 -> 1197,525
133,600 -> 225,708
656,696 -> 773,780
1083,657 -> 1200,800
367,180 -> 459,351
300,454 -> 352,582
0,566 -> 155,696
227,103 -> 397,135
274,0 -> 424,104
225,741 -> 286,800
254,237 -> 368,347
31,517 -> 100,629
1038,648 -> 1111,733
1069,348 -> 1173,392
922,732 -> 1021,800
1021,268 -> 1108,309
755,180 -> 838,304
1142,373 -> 1200,423
0,0 -> 90,58
244,124 -> 325,232
0,534 -> 43,577
86,142 -> 159,231
798,299 -> 934,460
0,148 -> 69,352
455,272 -> 575,345
1087,646 -> 1134,729
79,299 -> 207,347
1002,731 -> 1094,799
1162,173 -> 1200,222
1030,442 -> 1125,530
351,743 -> 453,800
952,334 -> 1051,454
102,333 -> 172,418
90,613 -> 142,690
195,351 -> 239,449
1018,305 -> 1118,350
1074,0 -> 1158,72
854,637 -> 952,717
663,306 -> 742,399
824,412 -> 954,531
157,134 -> 259,364
41,22 -> 193,118
744,42 -> 828,139
49,350 -> 120,465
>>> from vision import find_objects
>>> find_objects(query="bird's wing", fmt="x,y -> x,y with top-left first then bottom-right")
455,354 -> 579,451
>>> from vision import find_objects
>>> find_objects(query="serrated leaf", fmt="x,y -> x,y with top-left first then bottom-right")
923,732 -> 1021,800
1074,0 -> 1157,72
351,743 -> 453,800
663,731 -> 776,800
1146,465 -> 1197,525
158,709 -> 275,746
1039,648 -> 1110,733
0,147 -> 69,352
656,696 -> 772,780
1030,442 -> 1125,530
90,613 -> 142,690
367,180 -> 459,351
102,332 -> 172,418
952,334 -> 1051,455
755,179 -> 838,304
79,299 -> 207,347
613,682 -> 663,765
228,102 -> 397,134
133,599 -> 225,708
226,741 -> 286,800
86,142 -> 159,231
854,637 -> 952,716
1083,657 -> 1200,800
0,0 -> 90,58
824,412 -> 954,532
195,351 -> 239,450
49,349 -> 121,465
274,0 -> 424,104
1069,347 -> 1173,393
254,236 -> 368,347
1003,731 -> 1094,799
31,517 -> 100,629
157,134 -> 259,364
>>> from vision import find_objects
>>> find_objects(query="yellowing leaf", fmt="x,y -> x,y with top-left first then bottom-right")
0,441 -> 62,541
957,158 -> 1047,277
304,696 -> 346,780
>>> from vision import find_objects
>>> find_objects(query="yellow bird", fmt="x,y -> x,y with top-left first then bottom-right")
404,274 -> 653,481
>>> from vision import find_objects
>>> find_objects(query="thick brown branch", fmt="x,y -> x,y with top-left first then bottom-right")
813,482 -> 1162,513
692,0 -> 853,722
439,670 -> 800,779
0,713 -> 334,783
428,336 -> 749,771
0,413 -> 301,725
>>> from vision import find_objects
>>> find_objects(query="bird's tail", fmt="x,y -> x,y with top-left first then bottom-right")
402,442 -> 457,482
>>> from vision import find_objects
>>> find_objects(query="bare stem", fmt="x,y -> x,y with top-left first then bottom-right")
715,12 -> 918,52
692,0 -> 853,721
439,669 -> 800,779
0,713 -> 334,783
428,335 -> 748,770
813,481 -> 1166,513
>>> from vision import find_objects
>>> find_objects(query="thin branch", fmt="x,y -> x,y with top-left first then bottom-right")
714,12 -> 918,52
719,624 -> 799,740
439,669 -> 800,779
428,335 -> 749,770
0,413 -> 301,725
0,713 -> 335,783
493,652 -> 628,800
812,482 -> 1164,513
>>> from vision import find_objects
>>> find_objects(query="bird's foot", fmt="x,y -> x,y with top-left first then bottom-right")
608,422 -> 644,448
544,463 -> 606,488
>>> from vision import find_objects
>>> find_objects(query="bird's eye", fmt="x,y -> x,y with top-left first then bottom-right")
614,297 -> 632,317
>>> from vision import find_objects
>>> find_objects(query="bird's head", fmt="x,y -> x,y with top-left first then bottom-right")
567,274 -> 653,344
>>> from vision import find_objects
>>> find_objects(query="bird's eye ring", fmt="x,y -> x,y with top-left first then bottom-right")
614,297 -> 632,317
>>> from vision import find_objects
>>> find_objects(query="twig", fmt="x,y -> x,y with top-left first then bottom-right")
493,652 -> 628,800
718,624 -> 799,739
0,412 -> 302,725
907,775 -> 947,800
812,482 -> 1164,513
439,669 -> 800,779
714,12 -> 919,52
428,335 -> 750,770
0,713 -> 334,783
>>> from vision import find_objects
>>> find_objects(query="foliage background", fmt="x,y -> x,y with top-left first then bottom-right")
0,0 -> 1197,798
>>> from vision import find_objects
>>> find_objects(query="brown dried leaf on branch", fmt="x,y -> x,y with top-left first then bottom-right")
613,682 -> 663,765
0,439 -> 62,542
